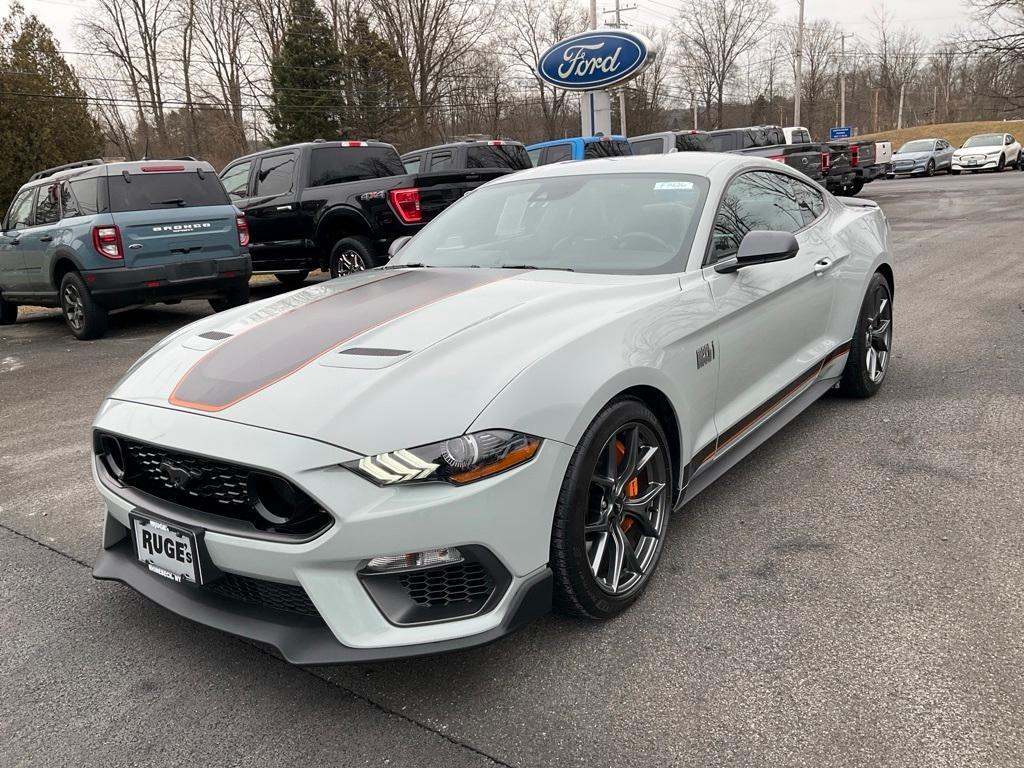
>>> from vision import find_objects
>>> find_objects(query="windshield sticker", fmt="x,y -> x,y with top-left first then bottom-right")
654,181 -> 694,190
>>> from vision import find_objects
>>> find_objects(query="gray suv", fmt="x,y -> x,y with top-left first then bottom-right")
0,158 -> 252,339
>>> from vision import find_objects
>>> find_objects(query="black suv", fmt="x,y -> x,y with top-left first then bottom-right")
400,140 -> 532,174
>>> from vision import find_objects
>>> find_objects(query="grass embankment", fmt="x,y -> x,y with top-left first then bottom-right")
857,119 -> 1024,148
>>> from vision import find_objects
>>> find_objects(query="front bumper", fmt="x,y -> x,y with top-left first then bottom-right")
85,255 -> 251,308
90,399 -> 570,662
952,157 -> 1000,170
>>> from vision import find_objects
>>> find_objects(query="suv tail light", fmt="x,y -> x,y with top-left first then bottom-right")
236,215 -> 250,247
388,188 -> 422,224
850,144 -> 860,167
767,154 -> 786,163
92,225 -> 123,260
821,151 -> 830,171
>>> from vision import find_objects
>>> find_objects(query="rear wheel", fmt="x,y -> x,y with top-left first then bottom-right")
329,237 -> 375,279
0,293 -> 17,325
60,271 -> 107,340
837,272 -> 893,398
551,398 -> 672,619
274,271 -> 309,287
209,281 -> 251,312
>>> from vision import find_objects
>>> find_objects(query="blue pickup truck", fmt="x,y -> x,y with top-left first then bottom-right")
0,159 -> 251,339
526,135 -> 632,166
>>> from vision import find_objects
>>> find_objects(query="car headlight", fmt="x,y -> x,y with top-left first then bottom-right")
343,430 -> 542,486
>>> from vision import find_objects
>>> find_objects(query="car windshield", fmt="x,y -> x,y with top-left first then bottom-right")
898,141 -> 935,153
963,134 -> 1002,148
389,173 -> 710,275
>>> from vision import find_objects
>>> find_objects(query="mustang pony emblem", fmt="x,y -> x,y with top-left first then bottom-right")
158,460 -> 202,490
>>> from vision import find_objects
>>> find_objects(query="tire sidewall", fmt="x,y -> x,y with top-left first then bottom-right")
552,398 -> 672,618
840,273 -> 892,397
60,271 -> 106,340
329,237 -> 376,279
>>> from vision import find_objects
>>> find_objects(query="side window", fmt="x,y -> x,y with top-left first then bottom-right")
69,177 -> 102,216
220,161 -> 252,199
429,152 -> 452,171
709,171 -> 805,264
60,180 -> 82,218
630,138 -> 664,155
1007,135 -> 1015,145
403,155 -> 422,174
789,177 -> 826,226
253,153 -> 295,196
527,148 -> 542,166
543,144 -> 572,164
34,184 -> 61,226
4,190 -> 34,231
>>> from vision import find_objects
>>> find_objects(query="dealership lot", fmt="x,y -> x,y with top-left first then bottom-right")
2,171 -> 1023,766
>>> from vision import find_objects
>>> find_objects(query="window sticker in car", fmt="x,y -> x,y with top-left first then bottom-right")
654,181 -> 694,190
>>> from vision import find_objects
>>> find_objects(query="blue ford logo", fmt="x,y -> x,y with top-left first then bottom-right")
538,30 -> 654,91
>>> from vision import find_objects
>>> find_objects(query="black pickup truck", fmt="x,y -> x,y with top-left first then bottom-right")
220,140 -> 511,284
400,139 -> 531,174
707,125 -> 826,183
828,140 -> 880,196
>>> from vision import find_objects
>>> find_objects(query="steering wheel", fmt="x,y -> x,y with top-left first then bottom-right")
615,231 -> 674,252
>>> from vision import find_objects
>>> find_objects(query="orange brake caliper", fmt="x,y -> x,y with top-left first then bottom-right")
615,440 -> 639,533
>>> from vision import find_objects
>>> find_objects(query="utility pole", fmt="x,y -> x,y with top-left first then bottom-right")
794,0 -> 805,126
839,32 -> 853,127
692,92 -> 698,130
873,89 -> 879,132
897,82 -> 905,129
589,0 -> 597,28
932,85 -> 938,122
604,0 -> 635,136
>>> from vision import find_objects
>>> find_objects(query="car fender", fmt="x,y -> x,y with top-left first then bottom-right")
829,204 -> 894,345
313,203 -> 376,250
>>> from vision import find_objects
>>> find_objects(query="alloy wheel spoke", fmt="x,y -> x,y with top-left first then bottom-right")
867,347 -> 878,379
614,427 -> 640,494
613,525 -> 643,576
623,481 -> 666,511
607,529 -> 625,591
634,445 -> 659,474
589,531 -> 609,577
622,507 -> 660,538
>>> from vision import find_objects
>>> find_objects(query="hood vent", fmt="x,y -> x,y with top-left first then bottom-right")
337,347 -> 410,357
320,346 -> 412,370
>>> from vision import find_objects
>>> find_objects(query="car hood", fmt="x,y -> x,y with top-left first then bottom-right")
954,145 -> 999,155
893,151 -> 930,161
109,267 -> 673,455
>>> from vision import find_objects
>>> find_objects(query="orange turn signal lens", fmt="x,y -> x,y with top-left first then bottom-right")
449,439 -> 541,485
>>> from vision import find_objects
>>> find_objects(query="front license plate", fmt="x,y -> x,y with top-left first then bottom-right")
967,158 -> 977,166
130,513 -> 201,584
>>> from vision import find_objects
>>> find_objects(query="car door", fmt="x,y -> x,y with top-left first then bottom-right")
242,151 -> 300,264
701,170 -> 839,453
23,182 -> 62,291
0,189 -> 36,291
937,140 -> 953,168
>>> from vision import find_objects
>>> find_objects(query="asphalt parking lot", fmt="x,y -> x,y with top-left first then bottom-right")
2,170 -> 1023,767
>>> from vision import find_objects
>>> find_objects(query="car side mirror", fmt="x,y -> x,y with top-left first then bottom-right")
714,231 -> 799,274
388,236 -> 412,258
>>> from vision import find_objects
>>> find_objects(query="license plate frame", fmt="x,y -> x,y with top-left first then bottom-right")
130,511 -> 205,584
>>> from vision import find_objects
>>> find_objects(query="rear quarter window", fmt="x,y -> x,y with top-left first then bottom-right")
465,145 -> 532,170
630,138 -> 665,155
68,177 -> 105,216
584,140 -> 631,159
675,133 -> 712,152
106,172 -> 230,212
308,146 -> 404,186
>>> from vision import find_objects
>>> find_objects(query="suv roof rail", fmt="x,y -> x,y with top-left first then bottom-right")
172,155 -> 199,161
29,158 -> 105,182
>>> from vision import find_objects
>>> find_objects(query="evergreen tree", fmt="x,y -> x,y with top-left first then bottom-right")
269,0 -> 342,145
339,15 -> 414,142
0,3 -> 103,206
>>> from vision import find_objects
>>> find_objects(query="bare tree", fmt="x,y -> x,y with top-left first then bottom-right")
785,19 -> 840,136
871,7 -> 924,129
501,0 -> 587,140
966,0 -> 1024,110
369,0 -> 488,138
674,0 -> 773,128
622,26 -> 671,136
192,0 -> 250,153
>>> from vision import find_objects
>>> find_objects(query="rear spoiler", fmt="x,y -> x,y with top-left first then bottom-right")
839,196 -> 878,208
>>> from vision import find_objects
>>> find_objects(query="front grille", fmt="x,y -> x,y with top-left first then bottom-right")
205,572 -> 321,618
398,561 -> 494,607
98,433 -> 331,538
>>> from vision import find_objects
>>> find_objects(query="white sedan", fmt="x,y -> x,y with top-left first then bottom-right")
92,153 -> 895,663
951,132 -> 1022,173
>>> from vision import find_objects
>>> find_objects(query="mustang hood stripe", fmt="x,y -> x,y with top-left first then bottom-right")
169,269 -> 511,412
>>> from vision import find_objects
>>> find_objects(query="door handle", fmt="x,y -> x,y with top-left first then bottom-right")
39,235 -> 53,243
813,257 -> 834,275
276,205 -> 293,211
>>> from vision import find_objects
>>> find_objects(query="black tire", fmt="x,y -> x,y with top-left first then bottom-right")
0,293 -> 17,325
847,179 -> 865,196
837,272 -> 893,399
60,271 -> 107,340
925,160 -> 935,177
996,154 -> 1005,172
551,397 -> 673,620
208,281 -> 251,312
328,237 -> 376,279
274,270 -> 309,287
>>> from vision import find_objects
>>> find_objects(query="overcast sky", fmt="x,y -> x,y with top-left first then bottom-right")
5,0 -> 967,53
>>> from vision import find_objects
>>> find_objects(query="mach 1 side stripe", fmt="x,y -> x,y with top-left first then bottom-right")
169,269 -> 513,412
686,339 -> 854,481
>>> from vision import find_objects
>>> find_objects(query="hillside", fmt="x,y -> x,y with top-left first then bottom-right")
856,120 -> 1024,149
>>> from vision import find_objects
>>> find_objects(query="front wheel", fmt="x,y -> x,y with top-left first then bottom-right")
209,282 -> 251,312
837,272 -> 893,398
60,271 -> 107,340
996,154 -> 1005,172
329,237 -> 375,279
550,398 -> 673,619
0,293 -> 17,325
925,160 -> 935,177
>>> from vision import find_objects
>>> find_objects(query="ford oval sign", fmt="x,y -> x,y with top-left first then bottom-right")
538,30 -> 654,91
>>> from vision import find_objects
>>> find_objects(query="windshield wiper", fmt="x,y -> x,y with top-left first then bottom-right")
154,198 -> 187,207
499,264 -> 575,272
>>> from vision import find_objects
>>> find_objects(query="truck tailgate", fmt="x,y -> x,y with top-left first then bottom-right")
113,206 -> 239,270
412,169 -> 512,221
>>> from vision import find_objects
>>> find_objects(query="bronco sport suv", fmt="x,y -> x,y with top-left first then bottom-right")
0,158 -> 252,339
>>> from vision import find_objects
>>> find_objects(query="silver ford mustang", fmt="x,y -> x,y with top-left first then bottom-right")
92,153 -> 894,663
